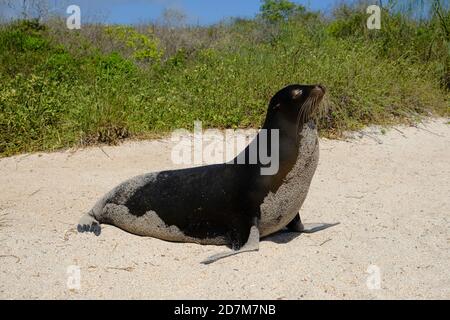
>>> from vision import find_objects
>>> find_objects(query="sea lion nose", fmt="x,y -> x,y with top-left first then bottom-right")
316,84 -> 326,93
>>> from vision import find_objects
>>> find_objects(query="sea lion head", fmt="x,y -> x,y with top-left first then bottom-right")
265,84 -> 325,135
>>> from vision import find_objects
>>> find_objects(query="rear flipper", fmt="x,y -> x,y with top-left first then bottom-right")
77,211 -> 101,236
201,221 -> 259,265
286,213 -> 339,233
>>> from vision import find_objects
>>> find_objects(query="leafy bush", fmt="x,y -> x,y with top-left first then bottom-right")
94,52 -> 137,77
105,25 -> 163,62
259,0 -> 306,23
0,3 -> 449,157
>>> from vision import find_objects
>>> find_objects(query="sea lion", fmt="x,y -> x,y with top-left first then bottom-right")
78,84 -> 338,264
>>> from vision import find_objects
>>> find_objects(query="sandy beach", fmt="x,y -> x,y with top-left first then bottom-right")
0,118 -> 449,300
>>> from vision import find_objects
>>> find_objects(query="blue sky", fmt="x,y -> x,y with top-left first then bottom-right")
1,0 -> 341,25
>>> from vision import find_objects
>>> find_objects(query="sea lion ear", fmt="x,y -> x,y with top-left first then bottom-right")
273,102 -> 281,110
292,89 -> 303,99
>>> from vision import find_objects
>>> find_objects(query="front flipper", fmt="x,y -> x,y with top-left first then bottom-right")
287,213 -> 339,234
201,224 -> 259,265
301,222 -> 340,233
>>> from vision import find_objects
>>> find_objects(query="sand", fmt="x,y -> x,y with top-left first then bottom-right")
0,118 -> 449,300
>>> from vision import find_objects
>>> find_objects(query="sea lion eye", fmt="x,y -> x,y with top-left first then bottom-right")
292,89 -> 302,99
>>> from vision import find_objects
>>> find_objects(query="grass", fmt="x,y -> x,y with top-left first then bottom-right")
0,4 -> 449,157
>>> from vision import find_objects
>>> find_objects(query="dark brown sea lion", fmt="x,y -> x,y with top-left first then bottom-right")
78,84 -> 338,264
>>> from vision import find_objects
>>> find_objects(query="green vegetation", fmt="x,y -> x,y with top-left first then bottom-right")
0,1 -> 449,156
259,0 -> 306,22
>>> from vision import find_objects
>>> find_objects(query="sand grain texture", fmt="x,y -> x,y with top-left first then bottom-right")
0,119 -> 449,299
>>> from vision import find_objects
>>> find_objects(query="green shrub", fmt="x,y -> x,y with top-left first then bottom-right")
0,6 -> 449,157
94,52 -> 137,77
259,0 -> 306,23
105,25 -> 163,62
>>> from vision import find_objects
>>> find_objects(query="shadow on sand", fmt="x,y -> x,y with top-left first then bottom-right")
262,229 -> 303,244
